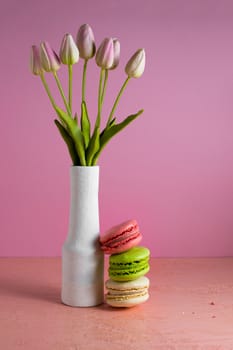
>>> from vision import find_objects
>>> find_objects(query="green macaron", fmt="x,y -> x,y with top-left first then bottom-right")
109,246 -> 150,281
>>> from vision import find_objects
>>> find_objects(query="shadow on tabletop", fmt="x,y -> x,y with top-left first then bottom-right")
0,274 -> 149,311
0,275 -> 61,305
0,276 -> 149,310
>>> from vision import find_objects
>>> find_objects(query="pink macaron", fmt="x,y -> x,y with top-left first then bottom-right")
100,219 -> 142,254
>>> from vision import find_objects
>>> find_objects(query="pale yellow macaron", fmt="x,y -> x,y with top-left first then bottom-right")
105,276 -> 150,307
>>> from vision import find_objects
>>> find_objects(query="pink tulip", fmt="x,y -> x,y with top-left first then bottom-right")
125,48 -> 145,78
40,41 -> 61,72
30,45 -> 43,75
76,24 -> 96,59
110,38 -> 120,70
95,38 -> 114,69
59,34 -> 79,65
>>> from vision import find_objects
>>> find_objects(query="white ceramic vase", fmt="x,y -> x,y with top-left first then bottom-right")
61,166 -> 104,307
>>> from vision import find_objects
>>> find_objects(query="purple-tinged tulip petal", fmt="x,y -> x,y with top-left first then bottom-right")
110,38 -> 120,70
95,38 -> 114,69
30,45 -> 43,75
125,48 -> 145,78
40,41 -> 61,72
76,24 -> 96,59
60,34 -> 79,65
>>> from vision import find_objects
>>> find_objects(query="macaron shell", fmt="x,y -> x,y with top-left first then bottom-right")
105,276 -> 150,291
110,246 -> 150,264
100,219 -> 139,244
102,234 -> 142,254
106,292 -> 149,307
100,219 -> 142,255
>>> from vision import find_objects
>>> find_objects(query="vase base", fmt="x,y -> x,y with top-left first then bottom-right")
61,298 -> 104,308
62,248 -> 104,307
61,283 -> 104,307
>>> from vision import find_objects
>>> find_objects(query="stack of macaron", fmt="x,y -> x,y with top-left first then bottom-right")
100,219 -> 150,308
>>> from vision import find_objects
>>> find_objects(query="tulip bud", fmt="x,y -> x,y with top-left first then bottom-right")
59,33 -> 79,65
125,48 -> 145,78
110,38 -> 120,70
40,41 -> 61,72
76,24 -> 96,59
95,38 -> 114,69
30,45 -> 43,75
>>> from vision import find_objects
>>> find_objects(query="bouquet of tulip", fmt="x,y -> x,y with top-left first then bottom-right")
30,24 -> 145,166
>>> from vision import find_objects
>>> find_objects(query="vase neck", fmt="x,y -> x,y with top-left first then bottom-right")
66,166 -> 100,252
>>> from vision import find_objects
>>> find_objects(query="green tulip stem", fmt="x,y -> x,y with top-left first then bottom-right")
68,65 -> 73,114
107,76 -> 131,127
95,68 -> 105,129
101,69 -> 108,104
82,60 -> 88,102
40,73 -> 57,110
53,71 -> 72,116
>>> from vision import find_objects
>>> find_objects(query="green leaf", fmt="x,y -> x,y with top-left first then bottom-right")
92,109 -> 143,164
54,120 -> 80,165
86,127 -> 100,166
80,101 -> 91,149
100,117 -> 116,139
55,106 -> 86,166
109,118 -> 116,126
74,112 -> 78,125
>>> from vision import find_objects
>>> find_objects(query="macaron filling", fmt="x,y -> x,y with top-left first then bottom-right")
107,286 -> 148,296
106,290 -> 148,301
109,264 -> 149,281
110,256 -> 149,267
106,231 -> 141,247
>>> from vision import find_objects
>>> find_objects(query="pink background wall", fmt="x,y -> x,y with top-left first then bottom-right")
1,0 -> 233,257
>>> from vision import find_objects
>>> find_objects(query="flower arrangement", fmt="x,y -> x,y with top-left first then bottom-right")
30,24 -> 145,166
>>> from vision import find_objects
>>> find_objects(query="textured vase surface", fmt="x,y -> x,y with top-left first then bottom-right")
61,166 -> 104,307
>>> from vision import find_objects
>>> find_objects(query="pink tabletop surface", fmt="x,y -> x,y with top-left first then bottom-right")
0,257 -> 233,349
